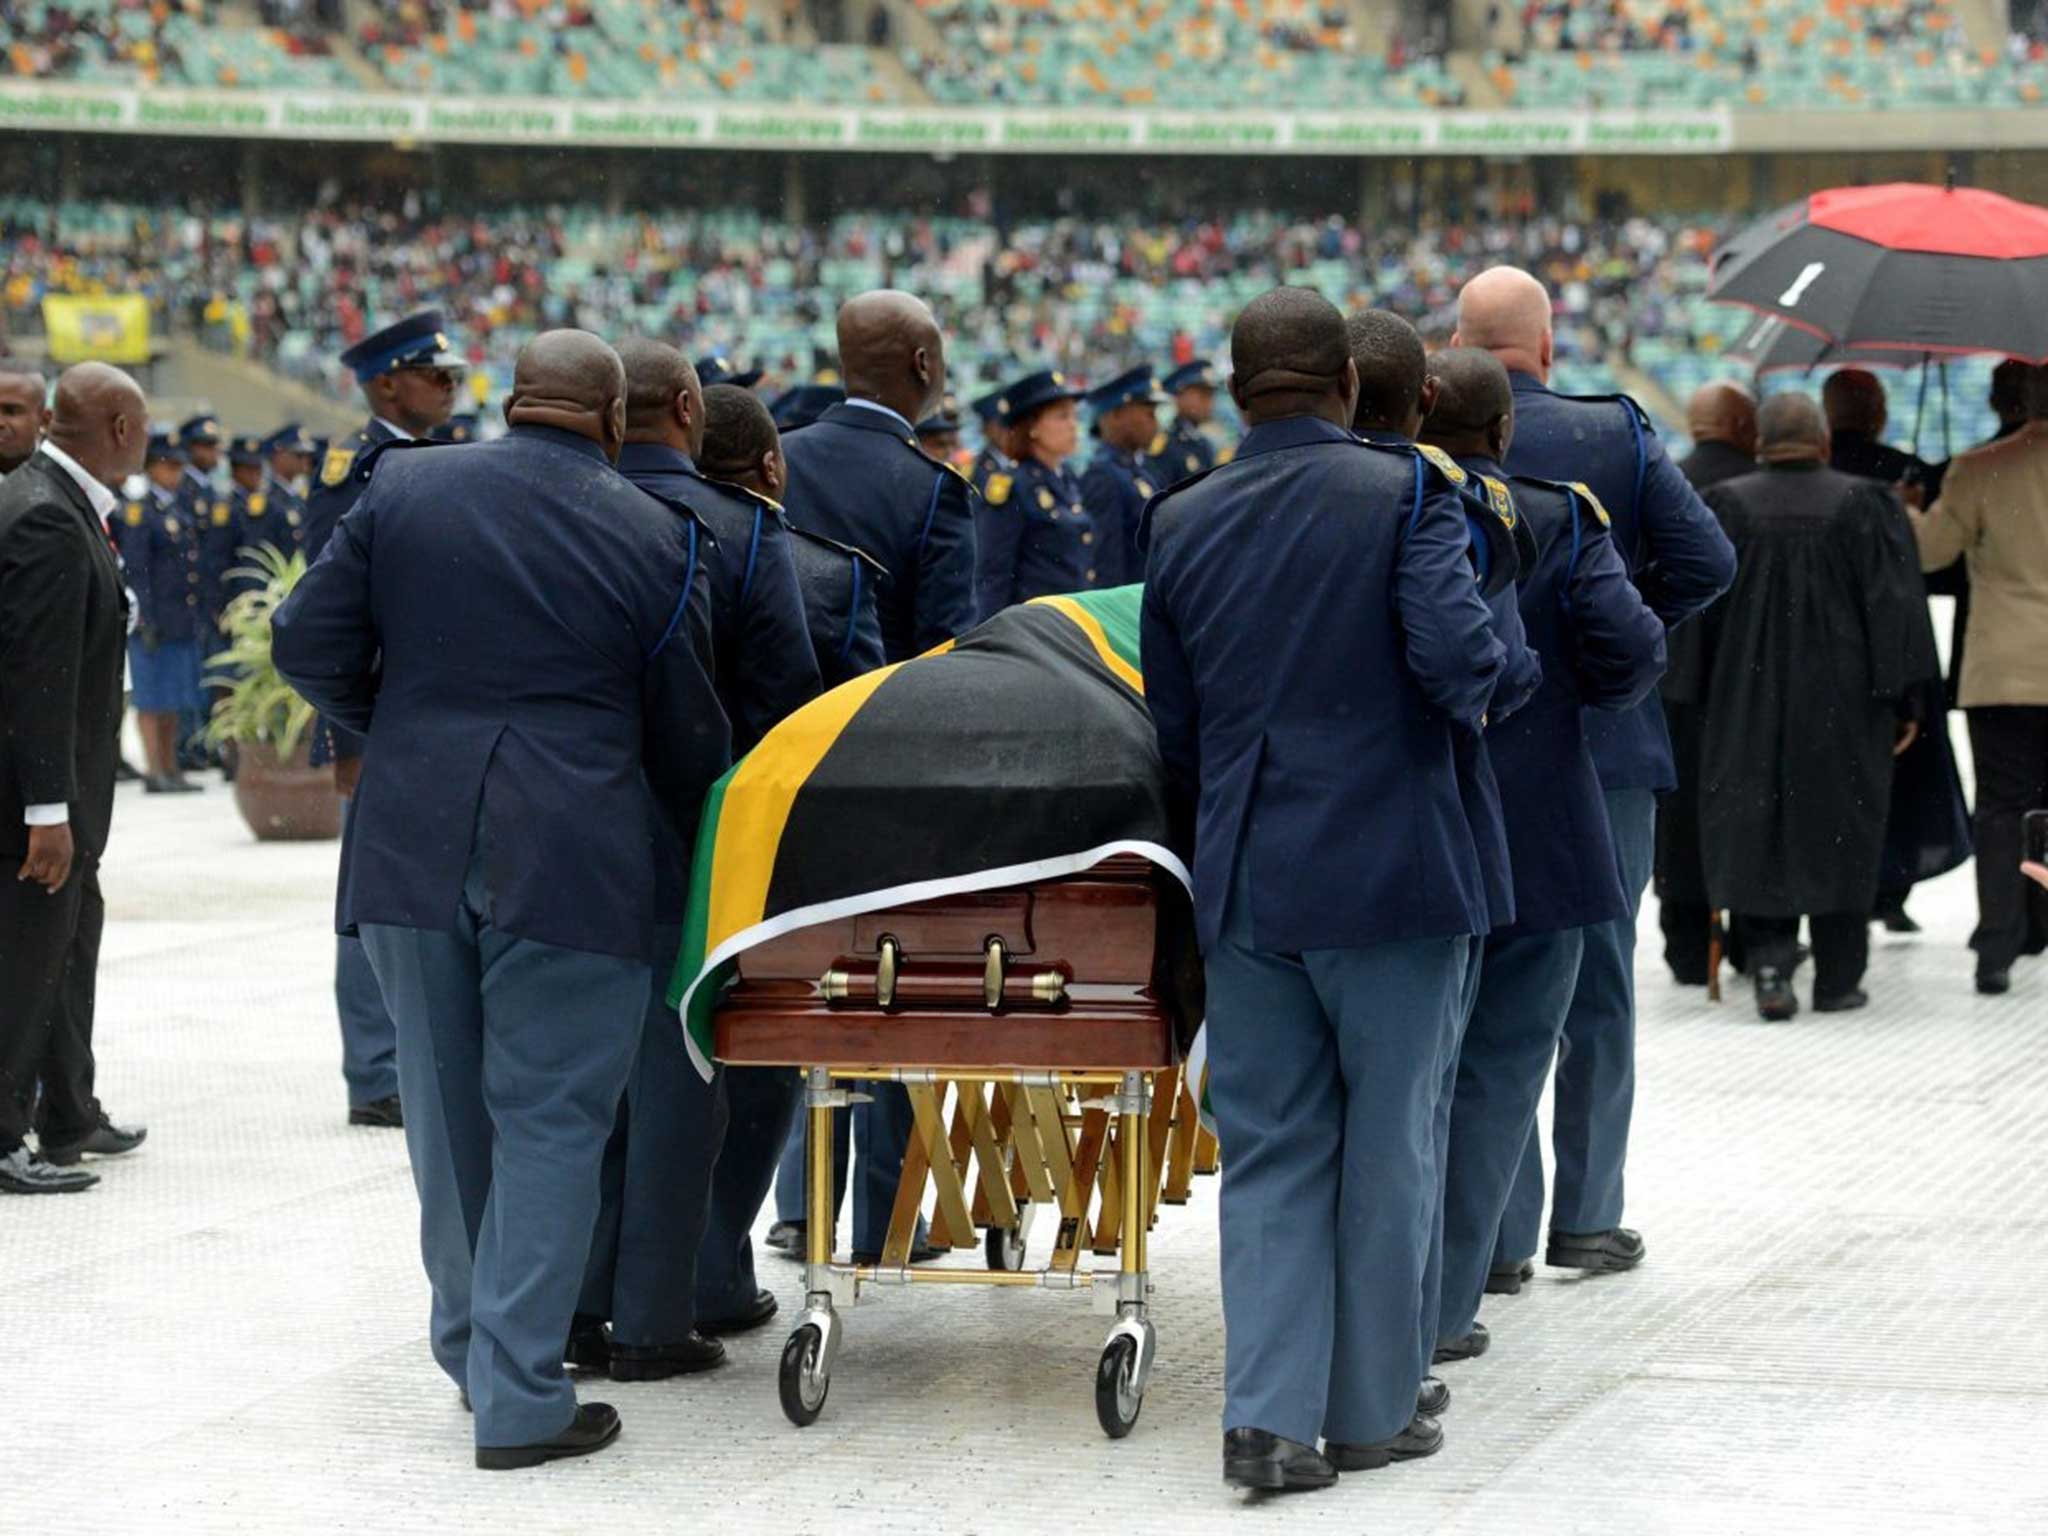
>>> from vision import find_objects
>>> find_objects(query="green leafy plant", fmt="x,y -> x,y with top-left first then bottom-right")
204,543 -> 316,758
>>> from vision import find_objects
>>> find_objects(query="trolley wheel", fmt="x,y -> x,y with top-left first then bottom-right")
778,1323 -> 831,1427
986,1221 -> 1028,1271
1095,1334 -> 1143,1439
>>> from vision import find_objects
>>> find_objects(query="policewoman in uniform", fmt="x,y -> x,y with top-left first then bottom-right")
121,430 -> 206,795
1079,365 -> 1167,587
1156,359 -> 1226,483
1416,350 -> 1666,1366
1143,288 -> 1506,1491
1453,267 -> 1734,1282
303,309 -> 464,1132
967,385 -> 1017,498
973,368 -> 1093,618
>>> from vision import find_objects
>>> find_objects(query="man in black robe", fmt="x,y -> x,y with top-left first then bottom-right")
1656,382 -> 1757,984
1822,369 -> 1971,934
1683,393 -> 1932,1021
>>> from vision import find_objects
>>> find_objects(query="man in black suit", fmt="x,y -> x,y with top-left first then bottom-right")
274,331 -> 729,1469
1,363 -> 151,1194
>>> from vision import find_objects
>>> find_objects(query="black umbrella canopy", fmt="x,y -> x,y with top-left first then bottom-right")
1708,185 -> 2048,364
1723,311 -> 1977,375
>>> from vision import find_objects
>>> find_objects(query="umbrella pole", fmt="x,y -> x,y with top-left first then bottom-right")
1940,361 -> 1952,460
1912,353 -> 1932,458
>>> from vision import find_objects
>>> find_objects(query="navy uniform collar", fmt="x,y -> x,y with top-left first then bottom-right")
617,441 -> 697,478
1508,371 -> 1550,397
1453,451 -> 1507,480
1234,414 -> 1357,461
819,400 -> 918,444
1356,427 -> 1411,448
506,422 -> 610,463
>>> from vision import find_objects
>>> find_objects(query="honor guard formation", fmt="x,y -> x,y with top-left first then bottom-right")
6,249 -> 2048,1504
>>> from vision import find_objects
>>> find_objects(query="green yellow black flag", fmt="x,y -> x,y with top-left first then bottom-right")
668,585 -> 1192,1079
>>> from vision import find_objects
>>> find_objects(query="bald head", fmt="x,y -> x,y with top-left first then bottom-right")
1758,390 -> 1829,463
1229,287 -> 1358,428
1687,381 -> 1758,458
617,336 -> 704,457
1820,369 -> 1886,437
507,330 -> 627,461
1421,348 -> 1515,461
836,291 -> 946,425
0,361 -> 50,474
44,362 -> 146,486
1453,267 -> 1554,383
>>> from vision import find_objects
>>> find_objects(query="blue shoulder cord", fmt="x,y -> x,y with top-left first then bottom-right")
649,519 -> 700,661
838,554 -> 865,663
1407,454 -> 1424,536
1623,402 -> 1648,569
739,507 -> 764,608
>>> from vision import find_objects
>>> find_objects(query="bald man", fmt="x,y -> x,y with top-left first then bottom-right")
1656,381 -> 1760,985
274,329 -> 730,1469
2,363 -> 149,1194
1455,266 -> 1734,1282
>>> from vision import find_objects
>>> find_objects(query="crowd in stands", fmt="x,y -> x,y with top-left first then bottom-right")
1,0 -> 351,88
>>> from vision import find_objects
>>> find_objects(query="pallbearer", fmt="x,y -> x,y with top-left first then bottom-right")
1143,288 -> 1505,1492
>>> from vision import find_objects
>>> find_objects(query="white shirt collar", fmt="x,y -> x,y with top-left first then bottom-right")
35,441 -> 120,528
372,417 -> 415,442
843,398 -> 915,434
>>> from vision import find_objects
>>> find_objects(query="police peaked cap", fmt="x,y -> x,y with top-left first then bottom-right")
340,310 -> 464,382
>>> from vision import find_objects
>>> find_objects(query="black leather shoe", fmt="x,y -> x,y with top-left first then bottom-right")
1222,1428 -> 1337,1492
39,1114 -> 147,1165
1755,967 -> 1799,1022
1547,1226 -> 1646,1273
1326,1412 -> 1444,1471
1813,988 -> 1869,1013
1667,962 -> 1710,987
115,757 -> 143,783
1977,968 -> 2012,996
698,1288 -> 778,1336
1432,1323 -> 1489,1364
144,774 -> 203,794
1485,1259 -> 1534,1295
475,1403 -> 621,1470
607,1333 -> 726,1381
348,1095 -> 404,1128
764,1220 -> 804,1255
1417,1376 -> 1451,1416
564,1315 -> 611,1374
1880,909 -> 1922,935
0,1145 -> 99,1194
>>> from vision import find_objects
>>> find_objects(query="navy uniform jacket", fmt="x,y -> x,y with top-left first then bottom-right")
976,454 -> 1102,618
252,474 -> 307,560
1154,416 -> 1217,485
780,401 -> 977,663
785,524 -> 887,688
303,418 -> 406,765
970,442 -> 1014,499
1079,443 -> 1156,590
1142,414 -> 1507,953
181,466 -> 235,625
618,443 -> 823,756
1467,461 -> 1669,935
224,482 -> 296,598
118,485 -> 206,643
1503,374 -> 1735,792
272,424 -> 730,965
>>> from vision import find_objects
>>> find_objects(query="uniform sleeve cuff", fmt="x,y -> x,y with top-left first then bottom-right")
23,804 -> 70,827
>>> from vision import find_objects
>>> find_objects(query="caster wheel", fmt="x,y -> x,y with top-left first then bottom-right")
986,1222 -> 1028,1271
778,1323 -> 831,1427
1095,1334 -> 1143,1439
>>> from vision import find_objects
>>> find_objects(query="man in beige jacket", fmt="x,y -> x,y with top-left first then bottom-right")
1913,367 -> 2048,995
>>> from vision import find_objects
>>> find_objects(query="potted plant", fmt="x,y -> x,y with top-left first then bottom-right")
204,544 -> 341,842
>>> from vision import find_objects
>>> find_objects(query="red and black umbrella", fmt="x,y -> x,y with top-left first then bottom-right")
1707,183 -> 2048,364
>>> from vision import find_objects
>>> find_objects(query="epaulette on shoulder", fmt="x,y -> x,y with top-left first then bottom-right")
1416,442 -> 1468,486
317,431 -> 369,489
346,435 -> 436,486
1557,390 -> 1654,431
1511,472 -> 1612,528
1476,473 -> 1516,527
788,523 -> 889,580
635,487 -> 716,539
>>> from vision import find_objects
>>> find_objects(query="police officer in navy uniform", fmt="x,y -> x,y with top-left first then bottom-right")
1453,267 -> 1735,1282
914,392 -> 964,465
273,330 -> 729,1471
696,354 -> 763,391
769,381 -> 845,433
967,385 -> 1018,502
776,291 -> 976,1263
564,342 -> 825,1378
973,368 -> 1094,617
222,434 -> 283,598
175,413 -> 231,769
261,423 -> 313,553
432,413 -> 480,445
303,309 -> 465,1132
121,429 -> 207,795
1156,359 -> 1226,484
1142,289 -> 1505,1490
1418,350 -> 1667,1367
1079,365 -> 1167,586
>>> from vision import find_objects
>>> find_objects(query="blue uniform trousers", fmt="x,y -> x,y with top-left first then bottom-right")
1417,935 -> 1485,1377
1440,929 -> 1587,1341
579,927 -> 719,1346
772,1082 -> 922,1256
336,800 -> 400,1109
1497,786 -> 1655,1260
696,1064 -> 802,1321
362,850 -> 646,1450
1205,864 -> 1468,1448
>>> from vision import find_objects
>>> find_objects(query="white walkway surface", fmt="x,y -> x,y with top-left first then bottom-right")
7,774 -> 2046,1534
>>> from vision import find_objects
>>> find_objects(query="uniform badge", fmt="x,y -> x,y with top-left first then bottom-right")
1570,481 -> 1613,528
1136,479 -> 1153,498
164,516 -> 180,536
1417,443 -> 1468,485
984,473 -> 1012,506
1149,432 -> 1168,457
1480,475 -> 1517,528
287,510 -> 302,527
211,502 -> 231,527
247,494 -> 268,517
1183,453 -> 1200,474
124,503 -> 143,527
320,445 -> 355,487
1037,487 -> 1055,510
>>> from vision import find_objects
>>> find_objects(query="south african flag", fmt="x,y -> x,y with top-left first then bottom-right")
667,585 -> 1195,1080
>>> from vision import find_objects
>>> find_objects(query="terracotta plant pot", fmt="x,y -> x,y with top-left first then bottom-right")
232,739 -> 341,842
